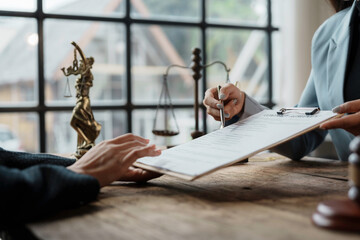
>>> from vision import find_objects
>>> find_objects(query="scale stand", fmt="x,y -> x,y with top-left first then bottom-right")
152,48 -> 230,140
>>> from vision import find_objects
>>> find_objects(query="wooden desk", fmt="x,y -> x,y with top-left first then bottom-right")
28,153 -> 360,240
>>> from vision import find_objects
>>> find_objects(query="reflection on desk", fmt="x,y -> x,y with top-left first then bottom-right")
28,153 -> 359,240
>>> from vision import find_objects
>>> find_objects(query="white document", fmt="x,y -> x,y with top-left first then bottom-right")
134,110 -> 338,181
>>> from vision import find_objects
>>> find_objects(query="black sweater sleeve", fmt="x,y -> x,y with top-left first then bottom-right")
0,147 -> 76,169
0,149 -> 100,223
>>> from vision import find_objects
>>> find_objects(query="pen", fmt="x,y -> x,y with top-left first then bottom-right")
217,85 -> 225,128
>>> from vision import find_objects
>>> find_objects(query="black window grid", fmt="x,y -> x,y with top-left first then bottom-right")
0,0 -> 279,152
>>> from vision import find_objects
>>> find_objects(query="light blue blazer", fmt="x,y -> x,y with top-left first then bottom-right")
276,2 -> 356,161
231,2 -> 356,161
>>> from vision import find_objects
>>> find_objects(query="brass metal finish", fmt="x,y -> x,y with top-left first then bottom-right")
61,41 -> 101,159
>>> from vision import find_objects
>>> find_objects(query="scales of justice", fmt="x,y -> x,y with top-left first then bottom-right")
61,41 -> 101,160
152,48 -> 231,140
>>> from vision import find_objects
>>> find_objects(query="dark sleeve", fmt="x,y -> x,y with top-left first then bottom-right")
0,147 -> 76,169
0,164 -> 100,223
270,129 -> 327,160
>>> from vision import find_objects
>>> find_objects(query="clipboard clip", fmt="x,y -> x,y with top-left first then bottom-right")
277,107 -> 320,116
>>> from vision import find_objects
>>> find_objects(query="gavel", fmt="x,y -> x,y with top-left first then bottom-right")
312,136 -> 360,231
348,137 -> 360,203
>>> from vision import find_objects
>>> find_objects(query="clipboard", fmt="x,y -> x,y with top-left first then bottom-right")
134,108 -> 340,181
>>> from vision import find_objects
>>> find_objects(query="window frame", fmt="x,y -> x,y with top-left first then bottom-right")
0,0 -> 278,152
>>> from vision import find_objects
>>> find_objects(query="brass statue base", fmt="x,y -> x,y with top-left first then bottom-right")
73,143 -> 95,160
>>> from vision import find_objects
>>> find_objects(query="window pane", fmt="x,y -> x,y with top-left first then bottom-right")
0,0 -> 36,12
0,17 -> 37,106
44,19 -> 126,105
0,113 -> 38,152
133,109 -> 203,146
132,25 -> 201,105
207,28 -> 268,103
131,0 -> 200,21
46,110 -> 127,153
206,0 -> 268,26
271,0 -> 282,28
43,0 -> 125,17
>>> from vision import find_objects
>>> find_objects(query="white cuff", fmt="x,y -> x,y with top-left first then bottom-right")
238,94 -> 267,121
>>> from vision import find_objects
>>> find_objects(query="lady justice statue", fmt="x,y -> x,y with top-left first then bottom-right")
61,41 -> 101,159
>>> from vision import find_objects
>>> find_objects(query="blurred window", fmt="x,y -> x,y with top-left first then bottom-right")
0,0 -> 277,153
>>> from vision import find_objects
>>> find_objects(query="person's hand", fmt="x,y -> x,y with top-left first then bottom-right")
203,83 -> 245,121
320,99 -> 360,136
67,133 -> 162,187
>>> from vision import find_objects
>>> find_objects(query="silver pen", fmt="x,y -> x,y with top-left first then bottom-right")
217,85 -> 225,128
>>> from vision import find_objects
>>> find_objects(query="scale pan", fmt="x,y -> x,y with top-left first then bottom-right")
152,130 -> 179,137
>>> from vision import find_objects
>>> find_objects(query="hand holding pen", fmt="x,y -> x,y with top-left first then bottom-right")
203,83 -> 246,124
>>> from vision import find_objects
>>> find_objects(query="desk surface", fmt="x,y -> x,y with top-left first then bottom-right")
28,153 -> 360,240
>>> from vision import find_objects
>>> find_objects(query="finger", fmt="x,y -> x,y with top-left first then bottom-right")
109,133 -> 149,145
121,145 -> 162,167
113,139 -> 149,151
320,113 -> 360,130
223,100 -> 242,119
118,167 -> 162,182
223,91 -> 245,119
333,99 -> 360,114
203,87 -> 220,109
219,83 -> 241,101
115,143 -> 158,158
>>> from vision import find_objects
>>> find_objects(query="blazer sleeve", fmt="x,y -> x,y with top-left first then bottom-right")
270,70 -> 328,160
0,149 -> 100,223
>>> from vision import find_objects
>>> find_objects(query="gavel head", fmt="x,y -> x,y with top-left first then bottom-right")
348,136 -> 360,203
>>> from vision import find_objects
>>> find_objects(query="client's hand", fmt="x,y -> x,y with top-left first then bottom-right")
67,133 -> 161,187
203,83 -> 245,121
320,99 -> 360,136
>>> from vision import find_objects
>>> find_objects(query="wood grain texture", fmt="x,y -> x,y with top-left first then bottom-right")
28,153 -> 360,240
